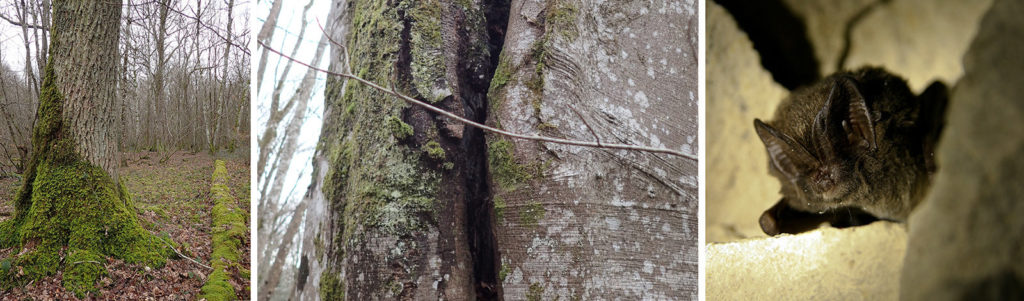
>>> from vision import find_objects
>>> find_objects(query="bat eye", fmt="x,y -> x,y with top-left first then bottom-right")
813,168 -> 837,193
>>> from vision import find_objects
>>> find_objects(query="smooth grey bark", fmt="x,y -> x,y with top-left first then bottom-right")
257,0 -> 284,90
259,31 -> 329,301
487,0 -> 699,299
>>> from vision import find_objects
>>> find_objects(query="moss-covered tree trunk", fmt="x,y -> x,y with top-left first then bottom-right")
0,0 -> 169,297
297,0 -> 507,299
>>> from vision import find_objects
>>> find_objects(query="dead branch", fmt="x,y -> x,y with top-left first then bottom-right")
160,238 -> 213,270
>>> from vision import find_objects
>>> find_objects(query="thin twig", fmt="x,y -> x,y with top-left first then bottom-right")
315,18 -> 352,76
160,238 -> 213,270
257,41 -> 697,161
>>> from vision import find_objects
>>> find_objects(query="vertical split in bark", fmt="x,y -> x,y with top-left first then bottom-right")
459,0 -> 509,299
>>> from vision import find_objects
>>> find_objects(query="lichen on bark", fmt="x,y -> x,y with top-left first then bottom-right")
315,0 -> 446,298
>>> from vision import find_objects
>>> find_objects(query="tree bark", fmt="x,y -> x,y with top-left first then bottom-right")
303,0 -> 505,299
487,1 -> 698,299
151,0 -> 170,149
0,0 -> 170,296
257,0 -> 284,90
298,0 -> 698,300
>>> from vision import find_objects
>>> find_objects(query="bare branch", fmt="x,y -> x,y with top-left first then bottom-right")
160,237 -> 213,270
257,41 -> 697,161
0,13 -> 47,30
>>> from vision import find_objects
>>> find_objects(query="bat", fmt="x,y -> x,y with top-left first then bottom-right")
753,67 -> 948,236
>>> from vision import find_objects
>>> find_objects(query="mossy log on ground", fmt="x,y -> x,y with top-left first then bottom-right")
200,160 -> 248,301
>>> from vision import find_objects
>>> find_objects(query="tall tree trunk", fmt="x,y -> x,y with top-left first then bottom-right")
259,31 -> 329,301
257,0 -> 283,90
305,0 -> 505,299
0,0 -> 170,297
15,0 -> 39,98
152,0 -> 170,148
299,0 -> 698,300
260,202 -> 307,300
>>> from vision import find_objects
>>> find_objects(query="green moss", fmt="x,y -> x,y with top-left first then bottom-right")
494,196 -> 507,223
320,272 -> 345,301
545,0 -> 579,40
499,262 -> 510,282
0,219 -> 17,247
201,160 -> 245,300
488,55 -> 513,108
389,280 -> 403,296
4,159 -> 172,295
201,269 -> 236,301
408,0 -> 450,103
527,37 -> 549,117
422,141 -> 446,160
527,282 -> 545,301
527,37 -> 548,96
64,249 -> 107,297
520,201 -> 546,226
487,138 -> 531,191
387,115 -> 414,140
345,102 -> 357,115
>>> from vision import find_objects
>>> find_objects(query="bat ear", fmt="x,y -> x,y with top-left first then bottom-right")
838,76 -> 877,151
812,81 -> 846,157
754,119 -> 818,181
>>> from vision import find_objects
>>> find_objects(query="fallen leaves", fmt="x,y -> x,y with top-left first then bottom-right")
0,151 -> 252,300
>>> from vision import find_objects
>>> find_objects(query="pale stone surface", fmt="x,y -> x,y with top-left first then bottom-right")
785,0 -> 993,92
707,222 -> 907,300
706,2 -> 788,243
782,0 -> 875,76
901,0 -> 1024,299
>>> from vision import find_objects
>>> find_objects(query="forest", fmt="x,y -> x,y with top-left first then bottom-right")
0,0 -> 251,299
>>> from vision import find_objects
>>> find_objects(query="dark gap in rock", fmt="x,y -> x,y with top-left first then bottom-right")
715,0 -> 821,90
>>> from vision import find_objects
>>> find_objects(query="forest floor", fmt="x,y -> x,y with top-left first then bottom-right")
0,149 -> 250,300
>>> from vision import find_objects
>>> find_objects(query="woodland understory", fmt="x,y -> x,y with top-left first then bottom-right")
0,0 -> 251,299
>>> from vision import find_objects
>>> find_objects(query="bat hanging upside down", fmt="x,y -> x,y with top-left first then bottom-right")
753,67 -> 949,236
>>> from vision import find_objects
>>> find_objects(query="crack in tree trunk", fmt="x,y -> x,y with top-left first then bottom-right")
456,1 -> 509,299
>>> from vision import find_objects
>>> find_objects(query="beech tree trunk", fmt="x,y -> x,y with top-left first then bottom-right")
488,1 -> 699,298
296,0 -> 697,300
